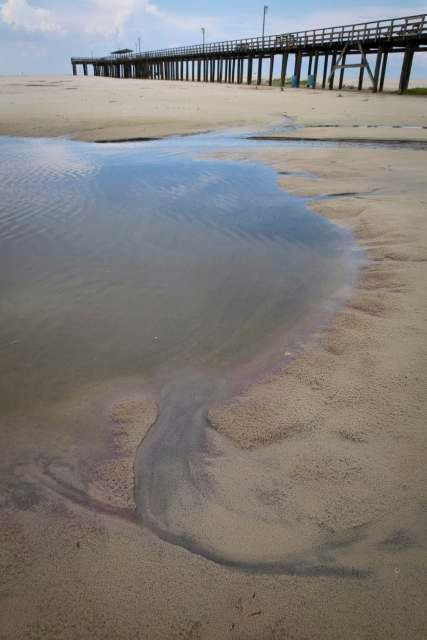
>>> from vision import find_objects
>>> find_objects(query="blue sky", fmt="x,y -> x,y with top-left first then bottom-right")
0,0 -> 426,77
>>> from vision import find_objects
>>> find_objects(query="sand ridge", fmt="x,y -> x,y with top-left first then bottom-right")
206,143 -> 427,564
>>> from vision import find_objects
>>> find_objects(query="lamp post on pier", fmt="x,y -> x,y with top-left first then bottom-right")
262,5 -> 268,45
201,27 -> 206,51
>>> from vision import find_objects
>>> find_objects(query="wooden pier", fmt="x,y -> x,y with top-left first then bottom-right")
71,14 -> 427,93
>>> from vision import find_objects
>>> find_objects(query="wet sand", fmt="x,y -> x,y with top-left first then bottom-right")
1,79 -> 427,639
209,143 -> 427,555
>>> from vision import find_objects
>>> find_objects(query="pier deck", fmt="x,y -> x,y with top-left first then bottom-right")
71,14 -> 427,93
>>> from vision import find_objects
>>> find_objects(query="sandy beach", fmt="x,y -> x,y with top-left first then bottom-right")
1,76 -> 427,639
1,75 -> 427,142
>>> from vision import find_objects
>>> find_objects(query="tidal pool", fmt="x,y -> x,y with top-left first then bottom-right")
0,133 -> 360,569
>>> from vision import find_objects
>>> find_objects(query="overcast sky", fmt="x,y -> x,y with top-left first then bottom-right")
0,0 -> 426,77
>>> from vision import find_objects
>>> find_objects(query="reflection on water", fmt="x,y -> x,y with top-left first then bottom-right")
0,134 -> 357,415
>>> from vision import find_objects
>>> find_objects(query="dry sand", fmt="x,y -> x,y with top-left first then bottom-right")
1,77 -> 427,639
1,75 -> 427,142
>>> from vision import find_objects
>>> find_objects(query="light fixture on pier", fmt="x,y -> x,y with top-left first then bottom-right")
262,5 -> 268,43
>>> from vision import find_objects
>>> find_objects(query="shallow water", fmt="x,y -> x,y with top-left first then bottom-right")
0,133 -> 357,415
0,132 -> 363,570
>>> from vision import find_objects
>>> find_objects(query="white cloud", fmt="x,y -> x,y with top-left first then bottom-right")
0,0 -> 158,37
0,0 -> 221,40
0,0 -> 62,33
83,0 -> 137,36
78,0 -> 219,39
144,1 -> 162,18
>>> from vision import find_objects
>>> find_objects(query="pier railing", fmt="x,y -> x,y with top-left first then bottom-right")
72,13 -> 426,63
